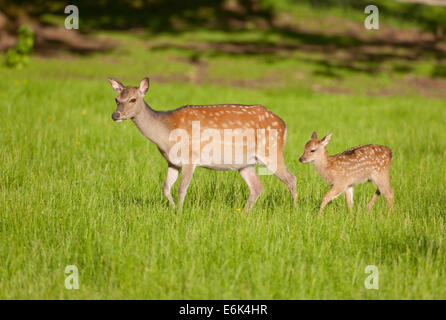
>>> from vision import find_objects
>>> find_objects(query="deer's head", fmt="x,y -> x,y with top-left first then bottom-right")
299,131 -> 332,163
107,77 -> 150,122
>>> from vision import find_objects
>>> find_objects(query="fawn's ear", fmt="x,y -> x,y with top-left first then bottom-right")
311,131 -> 318,139
138,77 -> 150,96
321,133 -> 333,146
108,78 -> 124,93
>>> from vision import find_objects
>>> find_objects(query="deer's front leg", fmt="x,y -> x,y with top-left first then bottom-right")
178,164 -> 196,211
345,186 -> 354,210
163,166 -> 179,208
319,185 -> 345,215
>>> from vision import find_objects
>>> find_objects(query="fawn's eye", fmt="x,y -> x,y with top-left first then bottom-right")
310,149 -> 316,152
130,98 -> 136,103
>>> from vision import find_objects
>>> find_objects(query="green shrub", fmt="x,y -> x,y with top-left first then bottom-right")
5,25 -> 34,69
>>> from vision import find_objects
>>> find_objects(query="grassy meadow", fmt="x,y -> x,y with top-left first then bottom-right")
1,1 -> 446,299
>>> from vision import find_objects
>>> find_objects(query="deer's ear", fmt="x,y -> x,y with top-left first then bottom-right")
311,131 -> 318,139
108,78 -> 124,93
138,77 -> 150,96
321,132 -> 333,146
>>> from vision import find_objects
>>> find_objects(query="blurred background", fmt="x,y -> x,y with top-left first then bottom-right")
1,0 -> 446,97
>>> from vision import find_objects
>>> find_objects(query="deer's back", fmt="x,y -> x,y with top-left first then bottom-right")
165,104 -> 285,131
329,144 -> 392,183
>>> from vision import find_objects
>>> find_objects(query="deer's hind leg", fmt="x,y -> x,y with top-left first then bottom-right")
274,165 -> 297,205
370,171 -> 393,211
239,166 -> 264,211
367,190 -> 380,211
259,152 -> 297,205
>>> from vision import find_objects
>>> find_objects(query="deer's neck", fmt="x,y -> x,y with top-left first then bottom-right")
312,149 -> 332,182
132,102 -> 170,152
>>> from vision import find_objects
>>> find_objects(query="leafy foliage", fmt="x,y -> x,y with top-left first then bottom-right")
5,25 -> 34,69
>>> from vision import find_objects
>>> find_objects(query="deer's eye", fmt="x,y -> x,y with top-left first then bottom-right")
311,149 -> 316,152
130,98 -> 136,103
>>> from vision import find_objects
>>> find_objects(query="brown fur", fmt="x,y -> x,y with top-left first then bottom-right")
299,131 -> 393,213
108,77 -> 296,211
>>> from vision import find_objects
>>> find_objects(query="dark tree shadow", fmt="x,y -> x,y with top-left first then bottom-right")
2,0 -> 445,75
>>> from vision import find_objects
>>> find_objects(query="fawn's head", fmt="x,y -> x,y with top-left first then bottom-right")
299,131 -> 332,163
107,77 -> 150,122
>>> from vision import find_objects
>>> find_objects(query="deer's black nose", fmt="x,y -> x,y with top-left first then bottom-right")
112,112 -> 120,120
299,157 -> 303,163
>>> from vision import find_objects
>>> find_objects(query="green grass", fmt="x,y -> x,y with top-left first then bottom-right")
1,13 -> 446,299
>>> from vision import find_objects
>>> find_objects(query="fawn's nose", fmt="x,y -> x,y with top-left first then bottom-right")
112,112 -> 121,121
299,157 -> 303,163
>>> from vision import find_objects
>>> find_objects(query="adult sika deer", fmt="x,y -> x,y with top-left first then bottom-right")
299,132 -> 393,213
108,77 -> 296,211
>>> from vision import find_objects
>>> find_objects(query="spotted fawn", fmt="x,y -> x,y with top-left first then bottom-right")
299,131 -> 393,213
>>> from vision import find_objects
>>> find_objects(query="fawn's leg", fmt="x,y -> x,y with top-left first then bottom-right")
163,166 -> 179,208
371,171 -> 393,211
345,186 -> 354,210
320,185 -> 345,214
367,190 -> 380,210
239,166 -> 264,211
178,164 -> 196,211
377,175 -> 393,211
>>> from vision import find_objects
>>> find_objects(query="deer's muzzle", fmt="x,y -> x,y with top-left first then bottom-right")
112,112 -> 122,121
